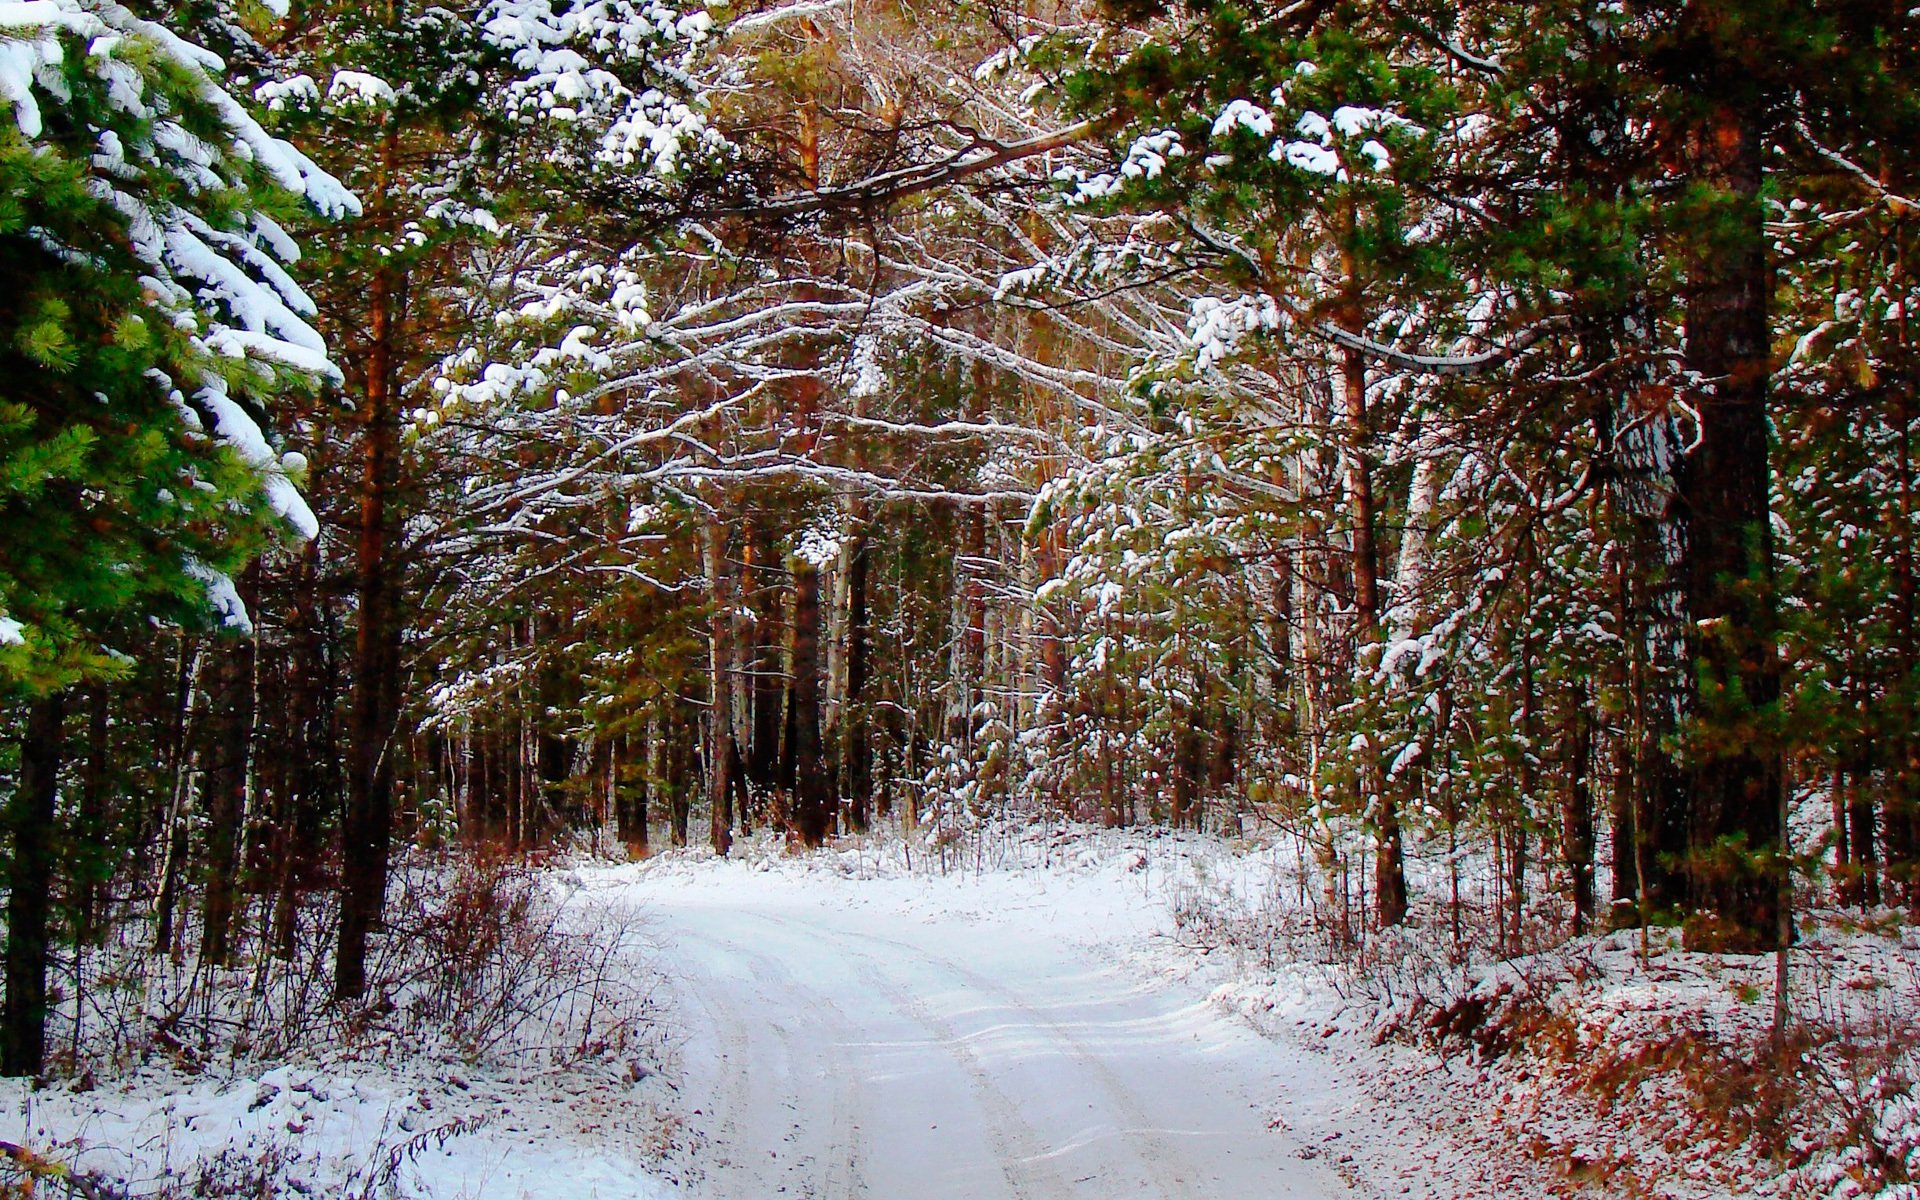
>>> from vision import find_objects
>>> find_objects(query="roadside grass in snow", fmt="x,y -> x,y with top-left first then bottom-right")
0,849 -> 677,1199
1139,828 -> 1920,1198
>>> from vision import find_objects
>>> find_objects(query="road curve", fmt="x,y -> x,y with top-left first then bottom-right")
642,883 -> 1356,1200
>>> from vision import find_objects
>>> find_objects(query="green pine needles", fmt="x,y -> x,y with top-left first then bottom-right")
0,0 -> 356,690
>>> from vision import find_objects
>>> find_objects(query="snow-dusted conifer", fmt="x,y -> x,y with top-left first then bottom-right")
0,0 -> 354,689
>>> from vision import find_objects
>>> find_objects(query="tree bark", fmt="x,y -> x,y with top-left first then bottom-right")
615,731 -> 648,857
1565,690 -> 1598,934
1846,747 -> 1880,907
74,686 -> 109,947
274,544 -> 327,957
746,515 -> 786,808
1889,382 -> 1919,901
788,550 -> 832,845
839,505 -> 872,832
200,603 -> 256,967
3,693 -> 64,1076
336,248 -> 403,1001
1676,92 -> 1784,953
705,518 -> 735,856
672,699 -> 695,846
1339,289 -> 1405,926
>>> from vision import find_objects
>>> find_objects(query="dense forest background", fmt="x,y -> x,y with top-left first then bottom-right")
2,0 -> 1917,1093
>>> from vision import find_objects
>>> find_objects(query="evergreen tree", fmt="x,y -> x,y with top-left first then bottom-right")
0,0 -> 354,1074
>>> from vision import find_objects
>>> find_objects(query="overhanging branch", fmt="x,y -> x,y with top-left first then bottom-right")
705,117 -> 1110,220
1311,315 -> 1570,378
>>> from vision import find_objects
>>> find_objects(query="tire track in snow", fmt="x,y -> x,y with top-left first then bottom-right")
665,918 -> 864,1198
752,909 -> 1203,1198
738,909 -> 1081,1200
643,881 -> 1353,1200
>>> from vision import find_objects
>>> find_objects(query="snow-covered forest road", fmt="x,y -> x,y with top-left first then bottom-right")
620,850 -> 1359,1200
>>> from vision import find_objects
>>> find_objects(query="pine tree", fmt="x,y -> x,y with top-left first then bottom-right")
0,0 -> 354,1074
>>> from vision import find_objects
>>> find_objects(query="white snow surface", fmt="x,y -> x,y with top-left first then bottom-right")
0,1061 -> 679,1199
588,828 -> 1464,1199
0,827 -> 1685,1198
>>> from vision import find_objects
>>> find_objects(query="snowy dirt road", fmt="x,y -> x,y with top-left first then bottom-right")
620,857 -> 1362,1200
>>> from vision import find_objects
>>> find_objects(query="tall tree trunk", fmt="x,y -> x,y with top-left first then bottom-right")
1509,599 -> 1538,951
746,515 -> 786,806
1565,690 -> 1598,933
337,247 -> 403,1001
1034,520 -> 1070,749
670,700 -> 693,846
4,693 -> 64,1076
1676,93 -> 1784,953
840,505 -> 872,832
949,504 -> 987,752
274,545 -> 325,957
1339,280 -> 1405,926
615,731 -> 649,857
200,602 -> 257,967
153,643 -> 205,959
788,550 -> 831,845
74,686 -> 110,947
1890,380 -> 1919,901
705,518 -> 735,856
1847,744 -> 1880,908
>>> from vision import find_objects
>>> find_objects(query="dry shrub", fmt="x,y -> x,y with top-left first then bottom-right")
161,1145 -> 294,1200
0,1141 -> 124,1200
1554,1014 -> 1804,1158
1399,975 -> 1560,1063
364,849 -> 651,1066
65,845 -> 657,1079
1369,930 -> 1920,1198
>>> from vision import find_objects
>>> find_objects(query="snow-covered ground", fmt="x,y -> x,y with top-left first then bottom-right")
586,825 -> 1530,1199
0,1057 -> 684,1199
607,838 -> 1359,1198
0,827 -> 1489,1198
11,824 -> 1913,1197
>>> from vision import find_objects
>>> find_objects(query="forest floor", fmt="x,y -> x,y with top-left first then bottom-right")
4,824 -> 1914,1198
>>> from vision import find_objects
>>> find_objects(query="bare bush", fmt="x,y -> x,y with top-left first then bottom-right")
367,851 -> 651,1066
64,848 -> 658,1076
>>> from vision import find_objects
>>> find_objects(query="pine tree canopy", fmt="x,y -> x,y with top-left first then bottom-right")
0,0 -> 356,690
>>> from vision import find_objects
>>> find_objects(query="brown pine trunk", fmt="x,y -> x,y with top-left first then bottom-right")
670,700 -> 694,846
1890,381 -> 1919,901
337,248 -> 402,1001
952,510 -> 988,753
1676,93 -> 1783,953
1565,691 -> 1598,934
1508,631 -> 1537,951
3,693 -> 64,1076
75,686 -> 110,947
615,731 -> 649,857
747,516 -> 786,804
153,643 -> 204,958
705,518 -> 735,856
1340,289 -> 1404,926
1847,744 -> 1879,908
274,545 -> 325,957
1676,95 -> 1782,944
788,551 -> 831,845
840,508 -> 872,832
1034,522 -> 1070,735
200,599 -> 257,967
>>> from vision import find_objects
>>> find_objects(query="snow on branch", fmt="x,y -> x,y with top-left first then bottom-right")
1310,315 -> 1571,378
703,117 -> 1108,220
